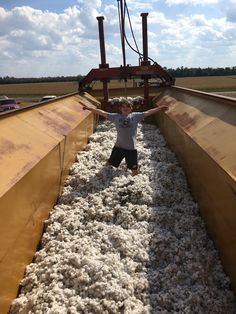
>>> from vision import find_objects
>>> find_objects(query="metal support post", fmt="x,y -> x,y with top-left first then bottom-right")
97,16 -> 109,68
141,13 -> 150,106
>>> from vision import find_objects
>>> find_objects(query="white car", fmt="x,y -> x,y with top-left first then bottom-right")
40,95 -> 57,102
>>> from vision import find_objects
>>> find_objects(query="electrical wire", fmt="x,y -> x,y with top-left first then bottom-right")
118,0 -> 159,65
124,0 -> 142,58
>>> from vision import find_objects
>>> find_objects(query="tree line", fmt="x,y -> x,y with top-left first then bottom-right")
166,66 -> 236,77
0,66 -> 235,84
0,75 -> 84,85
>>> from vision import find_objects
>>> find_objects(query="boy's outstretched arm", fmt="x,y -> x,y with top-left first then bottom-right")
82,104 -> 108,119
143,103 -> 169,118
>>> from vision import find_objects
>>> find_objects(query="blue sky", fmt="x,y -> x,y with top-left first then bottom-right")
0,0 -> 235,77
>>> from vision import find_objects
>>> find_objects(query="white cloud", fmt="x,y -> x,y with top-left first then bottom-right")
225,0 -> 236,22
120,0 -> 154,11
166,0 -> 218,5
0,0 -> 235,77
148,11 -> 169,25
145,8 -> 236,68
0,4 -> 102,76
77,0 -> 102,7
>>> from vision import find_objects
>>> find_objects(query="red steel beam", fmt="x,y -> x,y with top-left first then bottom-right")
141,13 -> 150,66
140,12 -> 150,105
79,64 -> 175,92
96,16 -> 109,68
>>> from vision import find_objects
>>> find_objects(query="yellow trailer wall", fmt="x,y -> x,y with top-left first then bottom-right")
0,93 -> 99,314
155,87 -> 236,292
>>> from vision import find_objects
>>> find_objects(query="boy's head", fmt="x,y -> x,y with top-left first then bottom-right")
118,98 -> 133,115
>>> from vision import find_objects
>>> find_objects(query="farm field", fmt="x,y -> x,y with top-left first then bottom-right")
176,75 -> 236,92
176,76 -> 236,98
0,75 -> 236,107
91,75 -> 236,92
0,81 -> 78,97
0,81 -> 79,107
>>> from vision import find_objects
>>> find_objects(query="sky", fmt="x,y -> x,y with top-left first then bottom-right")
0,0 -> 236,77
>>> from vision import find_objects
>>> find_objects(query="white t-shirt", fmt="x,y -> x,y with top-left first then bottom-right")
107,112 -> 144,150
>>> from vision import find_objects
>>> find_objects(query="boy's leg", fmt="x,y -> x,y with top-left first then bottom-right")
125,149 -> 139,175
107,146 -> 125,168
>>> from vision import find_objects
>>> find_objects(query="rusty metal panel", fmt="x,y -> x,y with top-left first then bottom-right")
0,116 -> 59,198
155,88 -> 236,293
0,93 -> 98,314
0,94 -> 94,199
157,91 -> 236,181
0,145 -> 61,313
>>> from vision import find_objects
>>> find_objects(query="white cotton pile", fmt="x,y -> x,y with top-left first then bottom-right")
108,96 -> 144,107
10,121 -> 236,314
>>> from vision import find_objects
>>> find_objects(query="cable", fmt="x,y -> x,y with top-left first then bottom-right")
124,0 -> 142,58
117,0 -> 160,67
123,0 -> 159,65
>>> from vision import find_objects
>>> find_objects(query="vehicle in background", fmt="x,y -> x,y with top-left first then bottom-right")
0,98 -> 20,112
40,95 -> 57,102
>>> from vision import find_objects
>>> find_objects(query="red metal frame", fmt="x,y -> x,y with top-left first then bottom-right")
79,1 -> 175,108
79,64 -> 174,89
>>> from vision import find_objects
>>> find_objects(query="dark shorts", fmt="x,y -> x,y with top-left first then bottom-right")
108,146 -> 138,170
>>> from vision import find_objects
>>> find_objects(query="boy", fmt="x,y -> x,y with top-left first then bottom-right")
82,98 -> 168,175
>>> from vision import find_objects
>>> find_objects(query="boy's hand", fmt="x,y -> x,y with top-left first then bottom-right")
155,97 -> 171,112
157,104 -> 169,111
